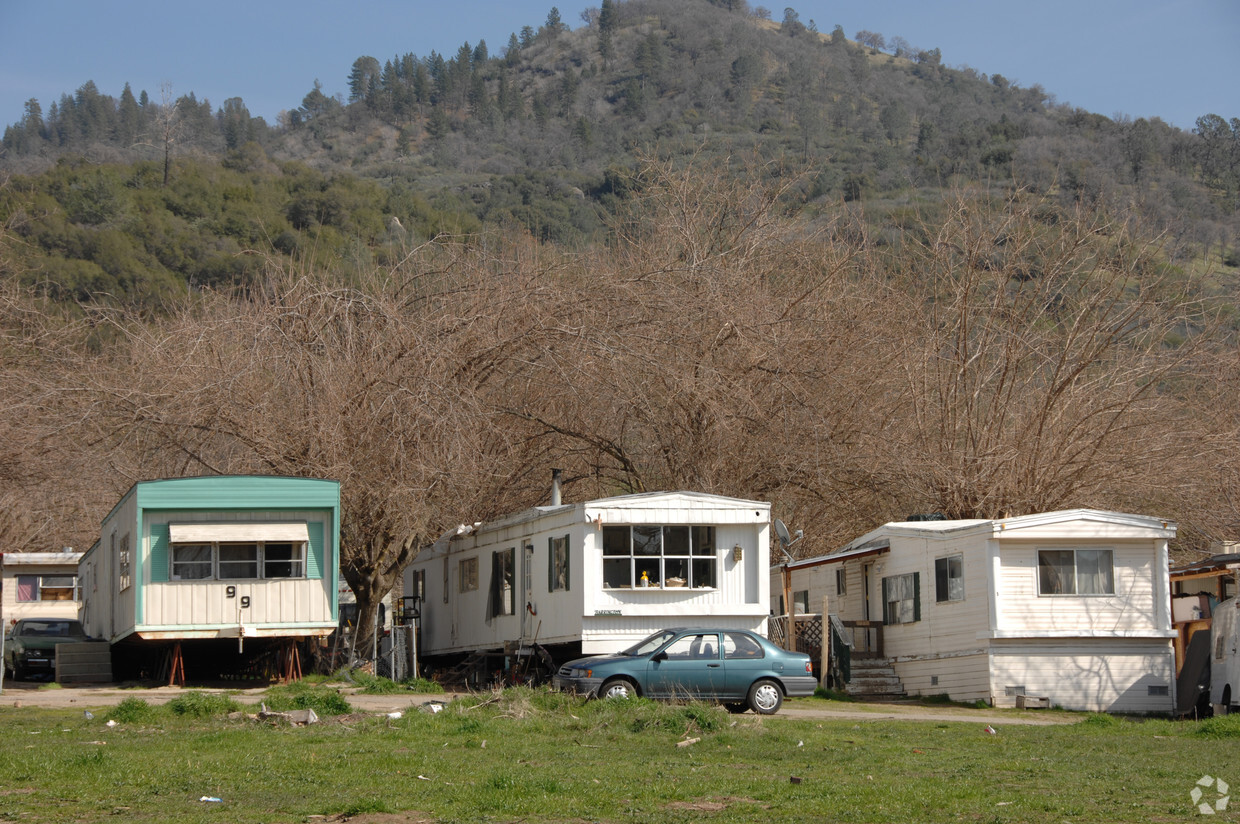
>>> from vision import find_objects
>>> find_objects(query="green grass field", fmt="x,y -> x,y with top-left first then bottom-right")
0,687 -> 1235,823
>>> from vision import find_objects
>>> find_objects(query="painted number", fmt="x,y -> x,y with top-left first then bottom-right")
224,587 -> 252,609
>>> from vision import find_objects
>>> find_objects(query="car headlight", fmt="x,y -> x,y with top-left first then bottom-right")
570,667 -> 593,678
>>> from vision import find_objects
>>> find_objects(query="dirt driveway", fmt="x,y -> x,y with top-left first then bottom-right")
0,680 -> 1074,726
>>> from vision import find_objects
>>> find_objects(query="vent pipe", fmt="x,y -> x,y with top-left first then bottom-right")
550,468 -> 563,506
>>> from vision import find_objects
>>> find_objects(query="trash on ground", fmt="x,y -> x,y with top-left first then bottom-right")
421,701 -> 445,714
258,707 -> 319,725
199,796 -> 223,803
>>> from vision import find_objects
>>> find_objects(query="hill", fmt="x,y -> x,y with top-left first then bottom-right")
1,0 -> 1236,310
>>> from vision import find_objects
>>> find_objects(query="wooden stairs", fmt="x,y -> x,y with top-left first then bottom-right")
844,657 -> 907,699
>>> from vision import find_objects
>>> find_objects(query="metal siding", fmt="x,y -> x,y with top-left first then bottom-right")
307,521 -> 324,579
149,524 -> 169,583
989,641 -> 1175,712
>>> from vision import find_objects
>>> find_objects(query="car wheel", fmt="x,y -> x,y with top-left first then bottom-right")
11,661 -> 24,682
601,677 -> 637,700
724,702 -> 748,714
747,679 -> 783,715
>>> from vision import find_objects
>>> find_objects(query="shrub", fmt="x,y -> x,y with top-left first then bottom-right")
108,697 -> 155,723
167,691 -> 242,718
1193,713 -> 1240,739
264,682 -> 352,716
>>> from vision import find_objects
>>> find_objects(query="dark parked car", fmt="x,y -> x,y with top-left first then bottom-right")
553,628 -> 816,714
4,618 -> 90,681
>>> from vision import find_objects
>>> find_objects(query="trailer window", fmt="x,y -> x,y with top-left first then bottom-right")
167,541 -> 307,581
460,557 -> 479,593
16,575 -> 81,601
602,525 -> 716,589
1038,549 -> 1114,595
171,545 -> 213,580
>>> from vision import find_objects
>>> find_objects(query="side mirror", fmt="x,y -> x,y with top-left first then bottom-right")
652,651 -> 668,662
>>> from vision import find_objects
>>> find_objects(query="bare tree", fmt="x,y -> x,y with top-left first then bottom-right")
875,189 -> 1213,523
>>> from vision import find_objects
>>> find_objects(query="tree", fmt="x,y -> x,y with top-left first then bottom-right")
875,189 -> 1211,520
598,0 -> 618,62
348,56 -> 382,103
854,30 -> 885,51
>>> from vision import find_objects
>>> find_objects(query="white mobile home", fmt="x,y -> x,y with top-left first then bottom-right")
405,490 -> 772,676
79,476 -> 341,679
1,550 -> 83,627
775,509 -> 1176,713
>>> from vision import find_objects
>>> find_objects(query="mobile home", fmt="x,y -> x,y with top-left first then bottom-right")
1,550 -> 83,627
775,509 -> 1177,713
79,476 -> 340,680
405,489 -> 772,681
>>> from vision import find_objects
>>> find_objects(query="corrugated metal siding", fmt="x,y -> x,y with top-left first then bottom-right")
894,653 -> 991,702
149,524 -> 170,583
989,641 -> 1175,712
307,521 -> 324,579
996,542 -> 1162,634
139,509 -> 335,633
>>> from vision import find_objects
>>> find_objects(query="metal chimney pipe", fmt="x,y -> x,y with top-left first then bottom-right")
550,468 -> 563,506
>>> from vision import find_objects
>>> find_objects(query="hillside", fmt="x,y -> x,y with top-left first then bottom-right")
1,0 -> 1237,310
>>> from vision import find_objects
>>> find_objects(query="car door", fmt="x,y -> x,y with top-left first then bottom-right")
646,631 -> 724,699
722,631 -> 770,698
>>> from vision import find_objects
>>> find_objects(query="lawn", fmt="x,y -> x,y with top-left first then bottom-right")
0,686 -> 1235,823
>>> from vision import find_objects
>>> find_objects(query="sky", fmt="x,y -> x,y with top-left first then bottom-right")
0,0 -> 1236,133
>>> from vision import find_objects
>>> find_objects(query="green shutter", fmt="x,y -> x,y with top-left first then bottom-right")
563,534 -> 570,592
307,521 -> 324,580
548,536 -> 555,591
912,571 -> 921,623
149,524 -> 170,583
880,576 -> 890,624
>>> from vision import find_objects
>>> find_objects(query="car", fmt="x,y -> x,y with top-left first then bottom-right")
552,627 -> 816,714
4,618 -> 90,681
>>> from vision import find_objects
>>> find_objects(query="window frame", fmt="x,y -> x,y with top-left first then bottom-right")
934,554 -> 965,603
1037,548 -> 1115,596
167,540 -> 308,582
882,571 -> 920,625
459,556 -> 479,593
549,534 -> 570,592
489,547 -> 515,617
835,568 -> 847,596
15,574 -> 81,602
601,525 -> 716,589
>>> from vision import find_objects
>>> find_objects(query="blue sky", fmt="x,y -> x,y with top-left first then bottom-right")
0,0 -> 1235,132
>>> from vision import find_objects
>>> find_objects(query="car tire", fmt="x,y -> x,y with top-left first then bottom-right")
747,679 -> 783,715
601,677 -> 638,700
11,661 -> 24,682
724,702 -> 748,714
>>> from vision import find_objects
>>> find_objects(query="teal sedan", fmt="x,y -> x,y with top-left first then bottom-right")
553,628 -> 816,714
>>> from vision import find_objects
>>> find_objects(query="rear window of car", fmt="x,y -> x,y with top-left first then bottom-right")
23,621 -> 83,637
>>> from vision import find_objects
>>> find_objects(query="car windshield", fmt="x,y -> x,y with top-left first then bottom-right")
22,620 -> 83,637
620,630 -> 678,656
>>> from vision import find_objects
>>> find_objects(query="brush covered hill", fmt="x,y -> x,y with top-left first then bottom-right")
1,0 -> 1237,310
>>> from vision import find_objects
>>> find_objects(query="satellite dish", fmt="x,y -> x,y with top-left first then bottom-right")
774,519 -> 792,547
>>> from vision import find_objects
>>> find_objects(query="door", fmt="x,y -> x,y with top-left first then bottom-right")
521,543 -> 534,640
646,631 -> 724,699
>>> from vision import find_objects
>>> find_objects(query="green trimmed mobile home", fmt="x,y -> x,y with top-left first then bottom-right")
79,476 -> 340,652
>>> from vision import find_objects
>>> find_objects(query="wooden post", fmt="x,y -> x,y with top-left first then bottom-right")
782,565 -> 794,650
168,642 -> 185,687
820,595 -> 830,688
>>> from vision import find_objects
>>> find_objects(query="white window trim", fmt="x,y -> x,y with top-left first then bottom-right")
168,541 -> 307,582
1036,547 -> 1115,597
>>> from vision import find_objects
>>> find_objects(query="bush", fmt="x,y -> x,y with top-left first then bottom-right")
108,697 -> 155,723
1193,713 -> 1240,739
264,682 -> 353,716
167,691 -> 242,718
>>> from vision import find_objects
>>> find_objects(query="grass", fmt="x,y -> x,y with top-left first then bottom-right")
0,687 -> 1235,823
